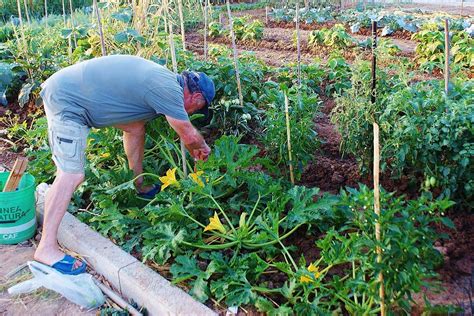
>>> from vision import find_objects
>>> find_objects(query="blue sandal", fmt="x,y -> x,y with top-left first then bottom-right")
137,183 -> 161,199
50,254 -> 87,275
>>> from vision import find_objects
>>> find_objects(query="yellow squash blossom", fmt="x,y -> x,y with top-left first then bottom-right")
300,275 -> 312,283
308,263 -> 321,279
189,171 -> 205,187
100,152 -> 110,158
159,167 -> 179,190
204,212 -> 226,234
300,263 -> 321,284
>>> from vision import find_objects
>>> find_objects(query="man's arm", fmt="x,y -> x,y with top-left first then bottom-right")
166,116 -> 211,161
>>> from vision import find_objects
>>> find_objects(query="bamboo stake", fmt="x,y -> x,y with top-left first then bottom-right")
284,94 -> 295,185
168,22 -> 178,74
444,19 -> 449,98
295,1 -> 301,107
61,0 -> 66,24
371,20 -> 385,316
23,0 -> 30,24
226,0 -> 244,108
177,0 -> 186,50
373,122 -> 385,316
69,0 -> 77,47
15,0 -> 27,53
168,13 -> 188,177
265,6 -> 268,24
204,0 -> 208,61
63,0 -> 72,58
44,0 -> 48,22
16,0 -> 23,27
93,0 -> 107,56
139,0 -> 150,34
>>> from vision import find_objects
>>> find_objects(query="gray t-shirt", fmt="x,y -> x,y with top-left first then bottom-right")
40,55 -> 189,128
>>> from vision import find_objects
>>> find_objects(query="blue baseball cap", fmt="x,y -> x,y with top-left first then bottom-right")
185,71 -> 215,122
196,72 -> 215,106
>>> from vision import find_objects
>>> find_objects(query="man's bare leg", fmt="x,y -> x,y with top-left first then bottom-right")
115,121 -> 150,192
34,169 -> 84,267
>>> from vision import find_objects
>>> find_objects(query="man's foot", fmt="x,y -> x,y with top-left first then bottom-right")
50,255 -> 87,275
34,247 -> 85,274
137,183 -> 161,199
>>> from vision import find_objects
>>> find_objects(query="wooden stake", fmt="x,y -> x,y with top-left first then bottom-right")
168,18 -> 188,177
15,0 -> 27,54
16,0 -> 23,27
265,6 -> 268,24
177,0 -> 186,50
61,0 -> 66,24
444,19 -> 450,98
3,157 -> 28,192
93,0 -> 107,56
204,0 -> 208,61
62,0 -> 72,58
168,24 -> 177,73
23,0 -> 30,24
69,0 -> 77,47
373,122 -> 385,316
284,94 -> 295,185
44,0 -> 48,22
371,20 -> 385,316
226,0 -> 244,108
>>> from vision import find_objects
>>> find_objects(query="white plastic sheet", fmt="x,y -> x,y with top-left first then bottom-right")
8,261 -> 104,309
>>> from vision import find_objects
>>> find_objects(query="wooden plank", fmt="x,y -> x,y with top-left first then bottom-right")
3,157 -> 28,192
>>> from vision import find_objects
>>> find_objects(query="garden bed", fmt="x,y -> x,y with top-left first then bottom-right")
1,1 -> 473,314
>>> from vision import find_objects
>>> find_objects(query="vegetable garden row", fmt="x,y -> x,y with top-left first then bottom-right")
1,0 -> 473,314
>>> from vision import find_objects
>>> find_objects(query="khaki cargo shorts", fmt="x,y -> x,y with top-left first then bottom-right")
44,106 -> 90,174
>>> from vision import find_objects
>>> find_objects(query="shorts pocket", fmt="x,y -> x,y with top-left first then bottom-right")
54,133 -> 78,159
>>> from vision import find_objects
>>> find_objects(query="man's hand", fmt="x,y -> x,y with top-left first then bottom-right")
191,143 -> 211,161
166,116 -> 211,161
